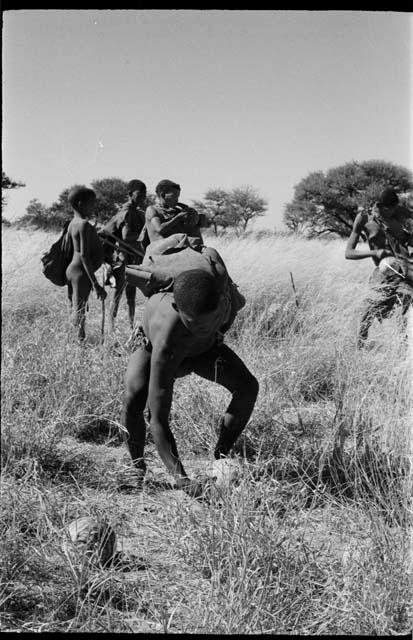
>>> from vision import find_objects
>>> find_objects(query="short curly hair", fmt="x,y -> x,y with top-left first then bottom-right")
173,270 -> 221,316
155,179 -> 181,197
127,179 -> 146,195
68,186 -> 96,211
377,187 -> 399,208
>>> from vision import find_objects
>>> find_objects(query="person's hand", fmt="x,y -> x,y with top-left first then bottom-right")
103,264 -> 113,286
198,212 -> 208,227
94,283 -> 107,300
375,249 -> 393,261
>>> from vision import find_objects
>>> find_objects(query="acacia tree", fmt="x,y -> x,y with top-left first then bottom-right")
284,160 -> 413,238
46,177 -> 130,227
34,178 -> 130,230
2,172 -> 26,225
230,186 -> 267,232
16,199 -> 52,229
192,188 -> 235,235
91,177 -> 129,222
193,185 -> 267,235
2,171 -> 26,207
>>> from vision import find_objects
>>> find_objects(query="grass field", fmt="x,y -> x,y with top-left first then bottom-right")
1,226 -> 412,633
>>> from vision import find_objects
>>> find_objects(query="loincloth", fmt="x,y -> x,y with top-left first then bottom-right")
367,267 -> 413,307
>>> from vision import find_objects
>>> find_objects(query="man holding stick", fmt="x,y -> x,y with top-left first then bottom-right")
99,180 -> 147,331
345,186 -> 413,347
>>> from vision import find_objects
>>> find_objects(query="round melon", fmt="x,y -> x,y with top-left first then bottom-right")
63,516 -> 116,568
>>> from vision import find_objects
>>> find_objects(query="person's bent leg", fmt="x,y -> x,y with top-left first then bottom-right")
125,283 -> 137,329
358,299 -> 377,348
109,264 -> 126,331
357,294 -> 391,349
67,282 -> 73,308
123,347 -> 151,473
400,288 -> 413,316
70,274 -> 92,341
398,287 -> 413,338
189,343 -> 259,458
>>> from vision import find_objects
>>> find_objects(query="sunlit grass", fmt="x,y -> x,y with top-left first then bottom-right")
1,226 -> 411,633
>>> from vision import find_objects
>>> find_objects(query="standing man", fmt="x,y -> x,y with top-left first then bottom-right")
100,180 -> 147,331
143,179 -> 204,246
345,186 -> 413,347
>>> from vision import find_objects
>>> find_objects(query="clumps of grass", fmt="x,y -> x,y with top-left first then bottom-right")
0,478 -> 74,629
0,467 -> 140,632
1,412 -> 130,490
322,445 -> 411,526
2,229 -> 412,634
230,289 -> 301,343
161,463 -> 411,634
2,295 -> 129,451
231,413 -> 410,525
71,417 -> 125,446
1,420 -> 66,481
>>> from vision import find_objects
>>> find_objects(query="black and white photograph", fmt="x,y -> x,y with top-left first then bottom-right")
2,9 -> 412,635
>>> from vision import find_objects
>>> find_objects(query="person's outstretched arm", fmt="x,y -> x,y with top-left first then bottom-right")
345,212 -> 390,262
147,339 -> 189,485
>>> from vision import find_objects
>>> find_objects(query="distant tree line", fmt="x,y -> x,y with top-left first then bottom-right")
15,178 -> 140,232
10,178 -> 268,235
5,160 -> 411,238
283,160 -> 413,238
2,171 -> 26,225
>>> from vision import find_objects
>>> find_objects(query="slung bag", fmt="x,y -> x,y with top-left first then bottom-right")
41,221 -> 73,286
126,234 -> 246,334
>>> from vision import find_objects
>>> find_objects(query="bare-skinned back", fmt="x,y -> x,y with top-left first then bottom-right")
123,288 -> 258,499
65,187 -> 106,340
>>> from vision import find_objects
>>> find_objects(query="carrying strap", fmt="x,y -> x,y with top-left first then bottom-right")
371,208 -> 412,261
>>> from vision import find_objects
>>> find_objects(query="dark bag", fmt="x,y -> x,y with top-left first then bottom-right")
41,221 -> 73,286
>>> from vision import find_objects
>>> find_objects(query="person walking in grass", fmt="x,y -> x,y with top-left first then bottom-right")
142,179 -> 204,247
122,256 -> 258,499
65,186 -> 106,341
345,186 -> 413,347
100,180 -> 147,331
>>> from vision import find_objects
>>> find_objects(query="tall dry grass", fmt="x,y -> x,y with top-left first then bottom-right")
1,226 -> 412,633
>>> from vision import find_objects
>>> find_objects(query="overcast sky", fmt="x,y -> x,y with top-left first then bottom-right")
2,10 -> 412,229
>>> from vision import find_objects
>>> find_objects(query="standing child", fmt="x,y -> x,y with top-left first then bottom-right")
65,186 -> 106,341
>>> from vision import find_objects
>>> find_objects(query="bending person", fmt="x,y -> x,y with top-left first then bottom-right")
123,269 -> 258,498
